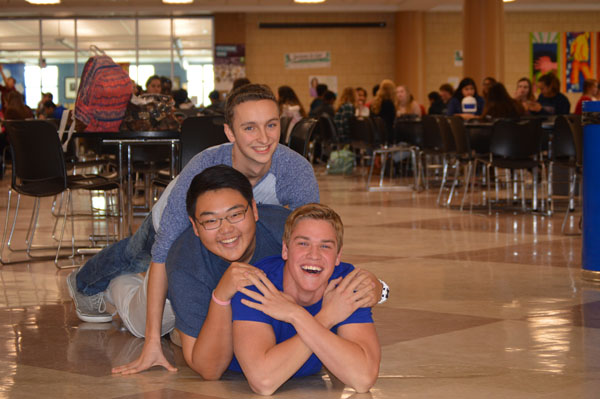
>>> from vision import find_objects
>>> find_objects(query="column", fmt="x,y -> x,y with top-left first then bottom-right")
462,0 -> 505,86
394,12 -> 425,104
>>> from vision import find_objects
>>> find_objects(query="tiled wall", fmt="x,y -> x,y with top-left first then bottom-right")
244,10 -> 600,110
245,12 -> 395,109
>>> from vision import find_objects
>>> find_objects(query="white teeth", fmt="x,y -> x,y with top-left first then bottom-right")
301,265 -> 322,273
221,237 -> 238,244
255,146 -> 268,151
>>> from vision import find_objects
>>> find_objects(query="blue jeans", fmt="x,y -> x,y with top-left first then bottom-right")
76,213 -> 156,296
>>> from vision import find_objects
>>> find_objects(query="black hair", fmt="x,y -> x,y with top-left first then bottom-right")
145,74 -> 161,89
209,90 -> 220,101
224,83 -> 277,126
186,165 -> 254,218
323,90 -> 336,102
172,89 -> 189,107
372,84 -> 380,97
43,100 -> 56,108
232,77 -> 251,91
453,77 -> 478,101
316,84 -> 328,97
428,91 -> 442,102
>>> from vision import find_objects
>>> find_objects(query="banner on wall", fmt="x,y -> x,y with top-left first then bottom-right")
214,44 -> 246,91
285,51 -> 331,69
530,32 -> 560,93
562,32 -> 596,93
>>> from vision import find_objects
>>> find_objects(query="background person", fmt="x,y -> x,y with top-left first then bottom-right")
532,73 -> 570,115
446,77 -> 485,119
513,77 -> 537,114
574,78 -> 598,115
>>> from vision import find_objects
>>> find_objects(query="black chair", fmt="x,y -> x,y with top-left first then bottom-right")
482,119 -> 543,214
0,120 -> 121,267
446,116 -> 475,209
349,116 -> 377,167
279,115 -> 292,145
151,115 -> 228,200
288,118 -> 318,161
419,115 -> 455,196
546,115 -> 577,215
314,114 -> 339,162
179,115 -> 228,170
560,115 -> 583,233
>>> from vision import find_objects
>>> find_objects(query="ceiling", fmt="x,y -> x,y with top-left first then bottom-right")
0,0 -> 599,17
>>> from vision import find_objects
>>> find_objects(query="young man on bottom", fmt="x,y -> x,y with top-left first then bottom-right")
230,204 -> 380,395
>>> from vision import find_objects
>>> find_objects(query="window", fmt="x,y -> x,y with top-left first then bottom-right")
24,65 -> 58,109
129,65 -> 156,89
186,64 -> 214,107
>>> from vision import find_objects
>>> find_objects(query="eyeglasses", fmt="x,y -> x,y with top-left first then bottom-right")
197,204 -> 250,230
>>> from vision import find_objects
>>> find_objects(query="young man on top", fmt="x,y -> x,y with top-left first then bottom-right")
231,203 -> 380,395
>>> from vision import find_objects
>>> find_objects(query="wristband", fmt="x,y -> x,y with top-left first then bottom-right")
212,290 -> 231,306
378,279 -> 389,304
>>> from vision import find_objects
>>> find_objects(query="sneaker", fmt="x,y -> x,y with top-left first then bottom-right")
67,270 -> 114,323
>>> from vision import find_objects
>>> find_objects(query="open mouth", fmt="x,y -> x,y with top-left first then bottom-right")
301,265 -> 323,275
220,236 -> 239,245
253,144 -> 271,153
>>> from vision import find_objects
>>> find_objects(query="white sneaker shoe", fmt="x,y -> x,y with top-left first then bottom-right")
67,270 -> 114,323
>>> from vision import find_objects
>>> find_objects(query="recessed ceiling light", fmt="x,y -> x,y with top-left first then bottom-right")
25,0 -> 60,4
294,0 -> 326,3
162,0 -> 193,4
503,0 -> 516,2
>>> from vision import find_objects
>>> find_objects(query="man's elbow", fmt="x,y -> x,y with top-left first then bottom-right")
190,363 -> 226,381
248,376 -> 281,396
349,367 -> 379,393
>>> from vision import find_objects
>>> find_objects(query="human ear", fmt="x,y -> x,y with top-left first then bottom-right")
224,123 -> 236,143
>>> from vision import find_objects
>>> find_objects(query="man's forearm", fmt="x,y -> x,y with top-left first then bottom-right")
291,312 -> 379,392
188,300 -> 235,379
145,261 -> 168,342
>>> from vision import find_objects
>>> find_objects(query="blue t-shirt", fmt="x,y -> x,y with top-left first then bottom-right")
166,205 -> 290,337
152,142 -> 319,263
229,255 -> 373,377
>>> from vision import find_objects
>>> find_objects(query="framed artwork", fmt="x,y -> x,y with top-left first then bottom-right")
65,77 -> 80,99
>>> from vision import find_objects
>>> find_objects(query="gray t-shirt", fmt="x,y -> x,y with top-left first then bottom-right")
166,204 -> 290,337
151,143 -> 319,263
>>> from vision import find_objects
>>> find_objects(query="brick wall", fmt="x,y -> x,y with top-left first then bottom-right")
245,12 -> 395,109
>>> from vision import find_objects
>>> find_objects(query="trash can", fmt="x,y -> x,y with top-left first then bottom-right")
582,101 -> 600,281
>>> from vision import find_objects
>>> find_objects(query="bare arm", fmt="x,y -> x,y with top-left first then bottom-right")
180,262 -> 266,380
0,65 -> 7,84
233,271 -> 379,395
112,261 -> 176,374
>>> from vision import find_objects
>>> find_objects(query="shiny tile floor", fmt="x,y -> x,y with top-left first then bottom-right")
0,166 -> 595,399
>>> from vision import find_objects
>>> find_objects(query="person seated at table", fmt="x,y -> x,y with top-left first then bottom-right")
311,90 -> 336,119
513,77 -> 538,114
480,82 -> 525,119
39,100 -> 66,120
446,77 -> 485,119
309,84 -> 328,117
277,85 -> 306,144
66,83 -> 325,372
574,78 -> 598,115
355,87 -> 370,117
152,167 -> 385,379
530,73 -> 571,115
145,75 -> 163,94
231,203 -> 381,395
395,85 -> 422,118
3,91 -> 33,120
334,87 -> 356,142
427,91 -> 445,115
370,79 -> 397,144
438,83 -> 454,114
481,76 -> 497,101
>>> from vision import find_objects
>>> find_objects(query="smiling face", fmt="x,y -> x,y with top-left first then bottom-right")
282,218 -> 342,306
225,99 -> 280,175
189,188 -> 258,264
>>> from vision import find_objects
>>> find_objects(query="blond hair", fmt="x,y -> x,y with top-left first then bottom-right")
337,87 -> 357,111
282,203 -> 344,252
370,79 -> 396,115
